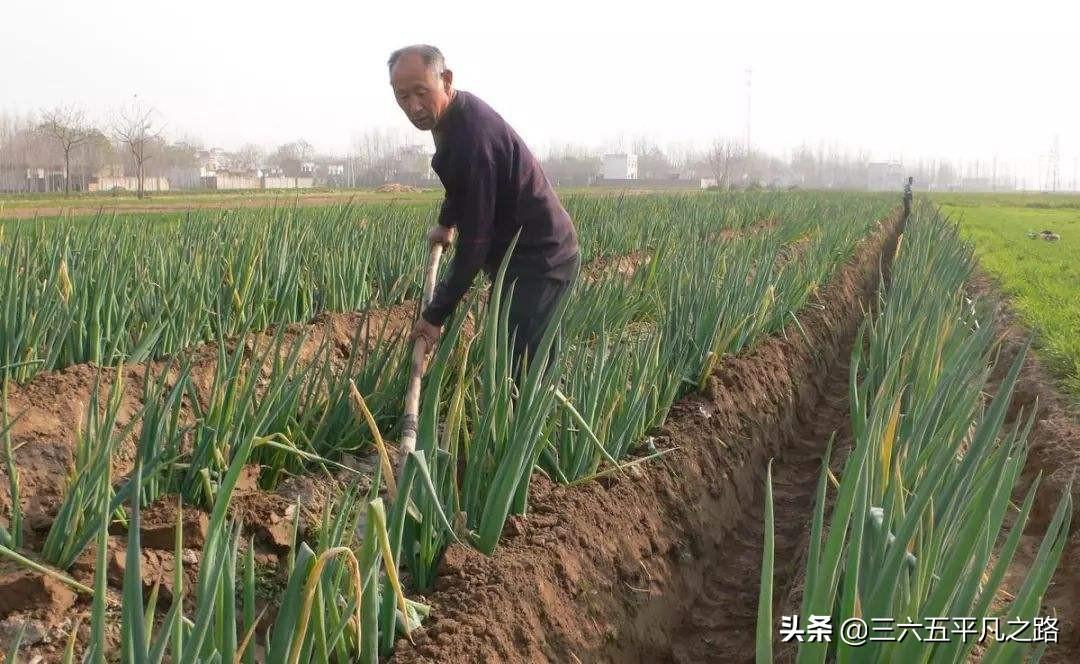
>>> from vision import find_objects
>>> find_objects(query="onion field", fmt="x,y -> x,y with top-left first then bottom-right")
0,192 -> 1076,663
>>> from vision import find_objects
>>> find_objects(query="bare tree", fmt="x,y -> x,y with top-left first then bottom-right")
111,97 -> 164,198
270,139 -> 314,177
73,129 -> 114,192
349,128 -> 409,185
234,142 -> 264,173
2,112 -> 44,192
38,105 -> 93,196
705,138 -> 745,189
665,140 -> 696,175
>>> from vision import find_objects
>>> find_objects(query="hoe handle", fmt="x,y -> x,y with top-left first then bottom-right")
400,244 -> 445,458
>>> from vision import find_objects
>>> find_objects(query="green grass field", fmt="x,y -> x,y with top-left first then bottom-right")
935,193 -> 1080,399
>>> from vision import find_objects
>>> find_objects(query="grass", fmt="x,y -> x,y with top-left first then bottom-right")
934,193 -> 1080,399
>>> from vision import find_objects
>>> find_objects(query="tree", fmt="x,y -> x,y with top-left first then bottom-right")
349,128 -> 409,185
73,129 -> 114,192
269,139 -> 314,177
628,136 -> 676,180
665,140 -> 697,176
111,97 -> 164,198
38,105 -> 93,196
1,112 -> 42,192
234,143 -> 264,173
705,138 -> 745,189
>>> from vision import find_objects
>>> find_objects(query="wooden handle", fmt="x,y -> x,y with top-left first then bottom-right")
422,244 -> 443,308
400,243 -> 445,458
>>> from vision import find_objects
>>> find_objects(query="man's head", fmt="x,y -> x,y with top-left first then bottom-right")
388,45 -> 454,131
908,176 -> 914,184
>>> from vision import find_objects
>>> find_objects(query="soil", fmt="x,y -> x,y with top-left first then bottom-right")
714,216 -> 780,241
581,251 -> 652,283
375,184 -> 423,194
389,214 -> 900,663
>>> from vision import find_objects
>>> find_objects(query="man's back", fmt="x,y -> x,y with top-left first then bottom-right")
430,90 -> 578,277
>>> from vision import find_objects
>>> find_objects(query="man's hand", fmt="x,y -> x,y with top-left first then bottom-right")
427,225 -> 456,249
409,316 -> 442,357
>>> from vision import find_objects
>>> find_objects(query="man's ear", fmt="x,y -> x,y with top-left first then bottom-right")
442,69 -> 454,93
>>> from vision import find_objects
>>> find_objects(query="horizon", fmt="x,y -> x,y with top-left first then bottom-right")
4,0 -> 1080,188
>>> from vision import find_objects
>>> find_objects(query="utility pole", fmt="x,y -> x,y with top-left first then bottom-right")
1049,135 -> 1061,192
745,67 -> 752,153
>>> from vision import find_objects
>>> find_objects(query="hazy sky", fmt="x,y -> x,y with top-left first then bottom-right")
4,0 -> 1079,186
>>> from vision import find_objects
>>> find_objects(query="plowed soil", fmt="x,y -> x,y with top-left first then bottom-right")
389,215 -> 900,663
0,302 -> 419,532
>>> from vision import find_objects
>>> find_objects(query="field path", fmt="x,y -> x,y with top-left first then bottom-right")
666,357 -> 851,663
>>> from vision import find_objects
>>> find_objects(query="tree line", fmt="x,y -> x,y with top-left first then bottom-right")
0,100 -> 1010,197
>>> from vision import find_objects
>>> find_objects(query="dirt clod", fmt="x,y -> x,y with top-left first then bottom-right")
0,571 -> 76,619
139,496 -> 209,550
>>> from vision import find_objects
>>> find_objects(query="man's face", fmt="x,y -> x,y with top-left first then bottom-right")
390,53 -> 453,131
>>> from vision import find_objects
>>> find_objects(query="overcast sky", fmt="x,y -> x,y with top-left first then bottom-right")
3,0 -> 1079,186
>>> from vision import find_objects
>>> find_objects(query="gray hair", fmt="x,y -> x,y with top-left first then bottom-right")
387,44 -> 447,77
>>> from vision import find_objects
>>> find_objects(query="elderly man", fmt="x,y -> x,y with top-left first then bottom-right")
388,44 -> 580,374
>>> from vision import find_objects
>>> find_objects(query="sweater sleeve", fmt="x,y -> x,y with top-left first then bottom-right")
422,144 -> 497,326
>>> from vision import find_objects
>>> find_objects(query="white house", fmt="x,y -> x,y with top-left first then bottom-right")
602,153 -> 638,180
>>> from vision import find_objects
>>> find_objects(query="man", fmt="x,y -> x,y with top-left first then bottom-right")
388,44 -> 580,374
903,176 -> 914,219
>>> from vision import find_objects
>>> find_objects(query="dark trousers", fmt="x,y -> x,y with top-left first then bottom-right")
496,254 -> 580,378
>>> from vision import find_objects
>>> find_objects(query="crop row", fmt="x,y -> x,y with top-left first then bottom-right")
758,202 -> 1072,662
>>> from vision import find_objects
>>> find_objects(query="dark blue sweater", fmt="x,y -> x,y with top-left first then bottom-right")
421,91 -> 579,326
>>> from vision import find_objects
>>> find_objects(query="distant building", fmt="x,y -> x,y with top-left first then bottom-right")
88,176 -> 170,192
202,174 -> 260,190
262,175 -> 315,189
25,167 -> 67,192
164,166 -> 202,190
602,153 -> 639,180
197,148 -> 232,177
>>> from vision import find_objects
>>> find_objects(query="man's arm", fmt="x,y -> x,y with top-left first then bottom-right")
422,146 -> 497,327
